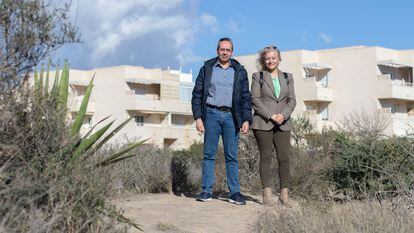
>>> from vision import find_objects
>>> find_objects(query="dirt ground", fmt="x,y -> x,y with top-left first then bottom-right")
113,193 -> 267,233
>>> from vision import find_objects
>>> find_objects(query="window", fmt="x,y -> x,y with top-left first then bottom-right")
179,86 -> 193,102
384,73 -> 394,80
320,105 -> 329,121
319,74 -> 328,87
81,116 -> 93,128
385,104 -> 395,113
172,114 -> 186,127
135,115 -> 144,126
407,104 -> 414,115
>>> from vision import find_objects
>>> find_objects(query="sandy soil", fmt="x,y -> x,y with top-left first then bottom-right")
113,193 -> 267,233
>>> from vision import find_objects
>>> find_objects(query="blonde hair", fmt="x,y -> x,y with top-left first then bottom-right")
257,45 -> 282,71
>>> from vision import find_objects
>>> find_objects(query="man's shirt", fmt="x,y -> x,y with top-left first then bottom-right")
206,61 -> 235,108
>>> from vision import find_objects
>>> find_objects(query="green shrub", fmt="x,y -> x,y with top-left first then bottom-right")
327,132 -> 414,199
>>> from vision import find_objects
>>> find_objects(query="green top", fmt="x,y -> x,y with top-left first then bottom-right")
271,75 -> 281,98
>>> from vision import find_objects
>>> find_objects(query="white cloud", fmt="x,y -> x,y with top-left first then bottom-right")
318,33 -> 332,43
177,48 -> 202,66
92,33 -> 122,59
200,13 -> 218,32
226,18 -> 241,33
60,0 -> 214,69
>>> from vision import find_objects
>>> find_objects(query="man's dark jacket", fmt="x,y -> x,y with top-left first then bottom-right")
191,57 -> 252,129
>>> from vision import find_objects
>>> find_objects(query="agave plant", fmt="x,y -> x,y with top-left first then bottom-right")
33,61 -> 145,230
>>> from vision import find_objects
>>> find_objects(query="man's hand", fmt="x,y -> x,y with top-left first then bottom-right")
271,114 -> 285,124
240,121 -> 249,134
196,118 -> 205,133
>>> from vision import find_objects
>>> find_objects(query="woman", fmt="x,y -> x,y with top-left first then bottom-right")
250,45 -> 296,206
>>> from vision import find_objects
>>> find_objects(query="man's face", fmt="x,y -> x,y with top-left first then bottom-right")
217,41 -> 233,63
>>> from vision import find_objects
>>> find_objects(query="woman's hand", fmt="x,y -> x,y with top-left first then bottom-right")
271,114 -> 285,124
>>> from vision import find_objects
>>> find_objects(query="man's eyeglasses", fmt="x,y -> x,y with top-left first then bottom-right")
218,48 -> 232,52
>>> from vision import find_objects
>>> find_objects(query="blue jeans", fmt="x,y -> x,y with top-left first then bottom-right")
202,107 -> 240,195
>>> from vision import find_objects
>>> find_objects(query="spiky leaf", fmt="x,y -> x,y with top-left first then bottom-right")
34,69 -> 39,96
57,61 -> 69,113
71,76 -> 95,137
96,139 -> 149,167
51,63 -> 60,98
89,117 -> 133,155
44,61 -> 50,97
39,65 -> 44,97
70,120 -> 115,162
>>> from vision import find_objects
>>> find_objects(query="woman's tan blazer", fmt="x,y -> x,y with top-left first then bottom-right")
250,69 -> 296,131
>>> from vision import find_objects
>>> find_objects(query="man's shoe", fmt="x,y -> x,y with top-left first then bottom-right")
229,192 -> 246,205
196,192 -> 212,202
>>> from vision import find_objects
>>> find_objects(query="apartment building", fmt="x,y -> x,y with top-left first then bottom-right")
236,46 -> 414,135
65,66 -> 202,149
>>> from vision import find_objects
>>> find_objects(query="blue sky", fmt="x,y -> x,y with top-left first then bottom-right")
55,0 -> 414,79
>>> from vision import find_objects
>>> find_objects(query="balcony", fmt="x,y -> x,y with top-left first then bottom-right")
302,110 -> 334,131
377,74 -> 414,101
126,92 -> 192,115
134,124 -> 202,148
303,110 -> 317,126
377,108 -> 414,135
301,77 -> 333,102
68,96 -> 95,113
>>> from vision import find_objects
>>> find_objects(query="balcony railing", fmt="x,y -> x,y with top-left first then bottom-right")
377,75 -> 414,101
377,74 -> 413,87
136,123 -> 194,128
302,110 -> 334,130
69,96 -> 95,112
126,97 -> 192,115
304,76 -> 328,87
302,78 -> 333,102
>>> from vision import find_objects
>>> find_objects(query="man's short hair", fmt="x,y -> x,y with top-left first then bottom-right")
217,37 -> 233,51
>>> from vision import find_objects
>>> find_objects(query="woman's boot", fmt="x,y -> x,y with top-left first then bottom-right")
262,187 -> 275,206
279,188 -> 292,207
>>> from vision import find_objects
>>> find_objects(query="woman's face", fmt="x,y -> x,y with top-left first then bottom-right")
264,51 -> 280,72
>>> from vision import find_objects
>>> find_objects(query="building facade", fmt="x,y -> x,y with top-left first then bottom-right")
236,46 -> 414,136
65,66 -> 202,149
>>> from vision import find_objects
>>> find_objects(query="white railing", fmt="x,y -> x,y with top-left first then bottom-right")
391,80 -> 414,87
377,74 -> 413,87
136,123 -> 194,129
377,74 -> 392,80
377,108 -> 392,114
303,76 -> 328,87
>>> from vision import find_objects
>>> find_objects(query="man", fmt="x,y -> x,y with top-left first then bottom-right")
191,37 -> 252,205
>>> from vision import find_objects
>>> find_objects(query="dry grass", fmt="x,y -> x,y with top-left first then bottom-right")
156,221 -> 180,232
109,144 -> 173,195
256,200 -> 414,233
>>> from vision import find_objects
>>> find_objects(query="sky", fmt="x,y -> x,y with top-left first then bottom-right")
54,0 -> 414,79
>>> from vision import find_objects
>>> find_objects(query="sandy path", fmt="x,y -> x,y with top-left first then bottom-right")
113,193 -> 265,233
